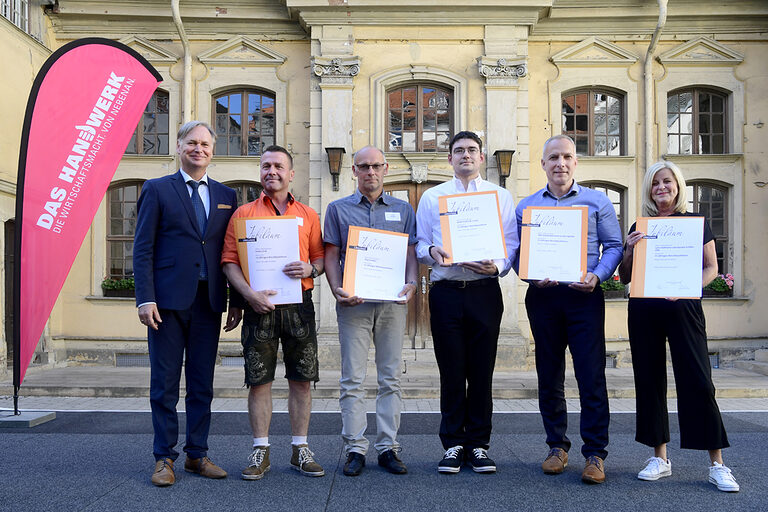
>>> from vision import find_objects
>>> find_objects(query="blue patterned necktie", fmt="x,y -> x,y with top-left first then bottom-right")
188,180 -> 208,279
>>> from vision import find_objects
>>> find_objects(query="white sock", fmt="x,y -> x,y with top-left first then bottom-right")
292,436 -> 308,446
253,437 -> 269,447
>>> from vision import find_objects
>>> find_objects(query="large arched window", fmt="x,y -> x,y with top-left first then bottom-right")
667,88 -> 727,155
687,181 -> 729,273
214,89 -> 275,156
225,181 -> 264,207
562,89 -> 625,156
387,84 -> 453,152
107,181 -> 143,279
582,182 -> 626,235
125,90 -> 169,155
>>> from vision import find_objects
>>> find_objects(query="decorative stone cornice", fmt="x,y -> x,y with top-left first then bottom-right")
477,56 -> 527,86
312,56 -> 360,85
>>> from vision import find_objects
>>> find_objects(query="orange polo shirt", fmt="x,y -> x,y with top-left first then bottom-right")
221,192 -> 324,291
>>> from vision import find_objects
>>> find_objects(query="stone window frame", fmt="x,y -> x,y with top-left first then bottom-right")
386,83 -> 454,153
370,65 -> 468,156
561,88 -> 626,157
666,87 -> 729,156
212,88 -> 277,157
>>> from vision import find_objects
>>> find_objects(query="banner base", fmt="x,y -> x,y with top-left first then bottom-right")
0,410 -> 56,428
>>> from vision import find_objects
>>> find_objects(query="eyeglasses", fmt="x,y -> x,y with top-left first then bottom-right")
355,163 -> 386,172
452,147 -> 480,156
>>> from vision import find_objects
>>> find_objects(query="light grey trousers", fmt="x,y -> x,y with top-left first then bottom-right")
336,301 -> 406,455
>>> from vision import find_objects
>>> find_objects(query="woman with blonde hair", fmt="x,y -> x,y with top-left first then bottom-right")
619,160 -> 739,492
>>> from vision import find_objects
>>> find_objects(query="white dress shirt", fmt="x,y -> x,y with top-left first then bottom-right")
179,168 -> 210,217
416,175 -> 519,282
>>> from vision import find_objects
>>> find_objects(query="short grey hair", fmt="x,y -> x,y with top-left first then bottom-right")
541,134 -> 576,159
641,160 -> 688,217
177,121 -> 216,142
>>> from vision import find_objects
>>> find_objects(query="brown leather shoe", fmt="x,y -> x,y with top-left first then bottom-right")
151,458 -> 175,487
184,456 -> 228,479
542,447 -> 568,474
582,455 -> 606,484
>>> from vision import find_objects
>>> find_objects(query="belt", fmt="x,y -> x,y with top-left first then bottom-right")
431,277 -> 498,289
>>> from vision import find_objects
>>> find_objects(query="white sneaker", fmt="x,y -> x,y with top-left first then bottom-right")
708,462 -> 740,492
637,457 -> 672,481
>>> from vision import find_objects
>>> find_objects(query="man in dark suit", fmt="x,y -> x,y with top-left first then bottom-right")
134,121 -> 242,487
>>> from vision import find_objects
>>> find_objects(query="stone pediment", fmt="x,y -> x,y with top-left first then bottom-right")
198,36 -> 287,65
659,37 -> 743,65
118,36 -> 177,63
550,37 -> 638,66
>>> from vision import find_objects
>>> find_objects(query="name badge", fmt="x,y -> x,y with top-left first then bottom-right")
297,217 -> 304,226
385,212 -> 401,221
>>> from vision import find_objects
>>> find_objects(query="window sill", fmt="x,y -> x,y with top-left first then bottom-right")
662,154 -> 743,164
576,155 -> 636,162
85,295 -> 135,303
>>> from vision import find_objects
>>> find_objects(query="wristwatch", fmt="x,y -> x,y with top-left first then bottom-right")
309,264 -> 319,279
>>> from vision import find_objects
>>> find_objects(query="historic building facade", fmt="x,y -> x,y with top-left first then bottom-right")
2,1 -> 767,376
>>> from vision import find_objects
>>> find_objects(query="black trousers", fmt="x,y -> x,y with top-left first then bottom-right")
628,297 -> 729,450
526,285 -> 609,460
148,281 -> 222,461
429,278 -> 503,450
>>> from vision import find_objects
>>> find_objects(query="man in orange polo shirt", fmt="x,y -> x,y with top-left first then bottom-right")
222,145 -> 325,481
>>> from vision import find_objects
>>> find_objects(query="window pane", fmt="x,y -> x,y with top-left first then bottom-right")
229,115 -> 241,134
712,135 -> 724,154
403,108 -> 416,130
607,115 -> 620,135
216,115 -> 228,135
423,88 -> 436,107
574,93 -> 588,114
437,132 -> 450,152
679,92 -> 693,113
680,135 -> 693,154
437,110 -> 449,131
679,114 -> 693,134
388,90 -> 401,109
248,94 -> 261,114
422,131 -> 436,151
249,113 -> 261,134
667,94 -> 678,114
389,131 -> 402,152
668,134 -> 679,154
157,93 -> 169,113
699,115 -> 710,134
594,136 -> 606,156
402,132 -> 416,152
575,115 -> 588,134
158,135 -> 169,154
699,93 -> 711,113
607,136 -> 620,156
699,135 -> 710,154
423,110 -> 436,131
216,96 -> 228,114
712,114 -> 724,133
389,109 -> 402,132
248,135 -> 260,156
125,133 -> 137,154
230,93 -> 241,114
146,93 -> 156,113
402,88 -> 416,107
575,136 -> 588,155
712,94 -> 724,112
594,113 -> 606,135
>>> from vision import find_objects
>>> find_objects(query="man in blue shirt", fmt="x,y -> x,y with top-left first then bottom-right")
515,134 -> 622,484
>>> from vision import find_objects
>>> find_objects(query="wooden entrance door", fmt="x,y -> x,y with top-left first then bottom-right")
384,182 -> 436,348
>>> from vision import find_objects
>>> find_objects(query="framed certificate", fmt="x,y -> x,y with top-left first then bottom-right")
234,216 -> 302,305
342,226 -> 408,301
518,206 -> 588,283
630,216 -> 704,299
437,190 -> 507,264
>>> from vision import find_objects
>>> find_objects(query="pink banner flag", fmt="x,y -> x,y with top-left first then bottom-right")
14,39 -> 162,395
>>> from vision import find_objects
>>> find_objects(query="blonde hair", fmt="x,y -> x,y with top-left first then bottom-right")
641,160 -> 688,217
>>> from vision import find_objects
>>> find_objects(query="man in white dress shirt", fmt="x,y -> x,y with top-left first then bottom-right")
415,131 -> 519,474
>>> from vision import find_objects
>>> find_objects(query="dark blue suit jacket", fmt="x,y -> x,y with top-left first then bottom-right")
133,170 -> 238,313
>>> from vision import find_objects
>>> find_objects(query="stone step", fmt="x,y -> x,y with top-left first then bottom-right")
734,360 -> 768,376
